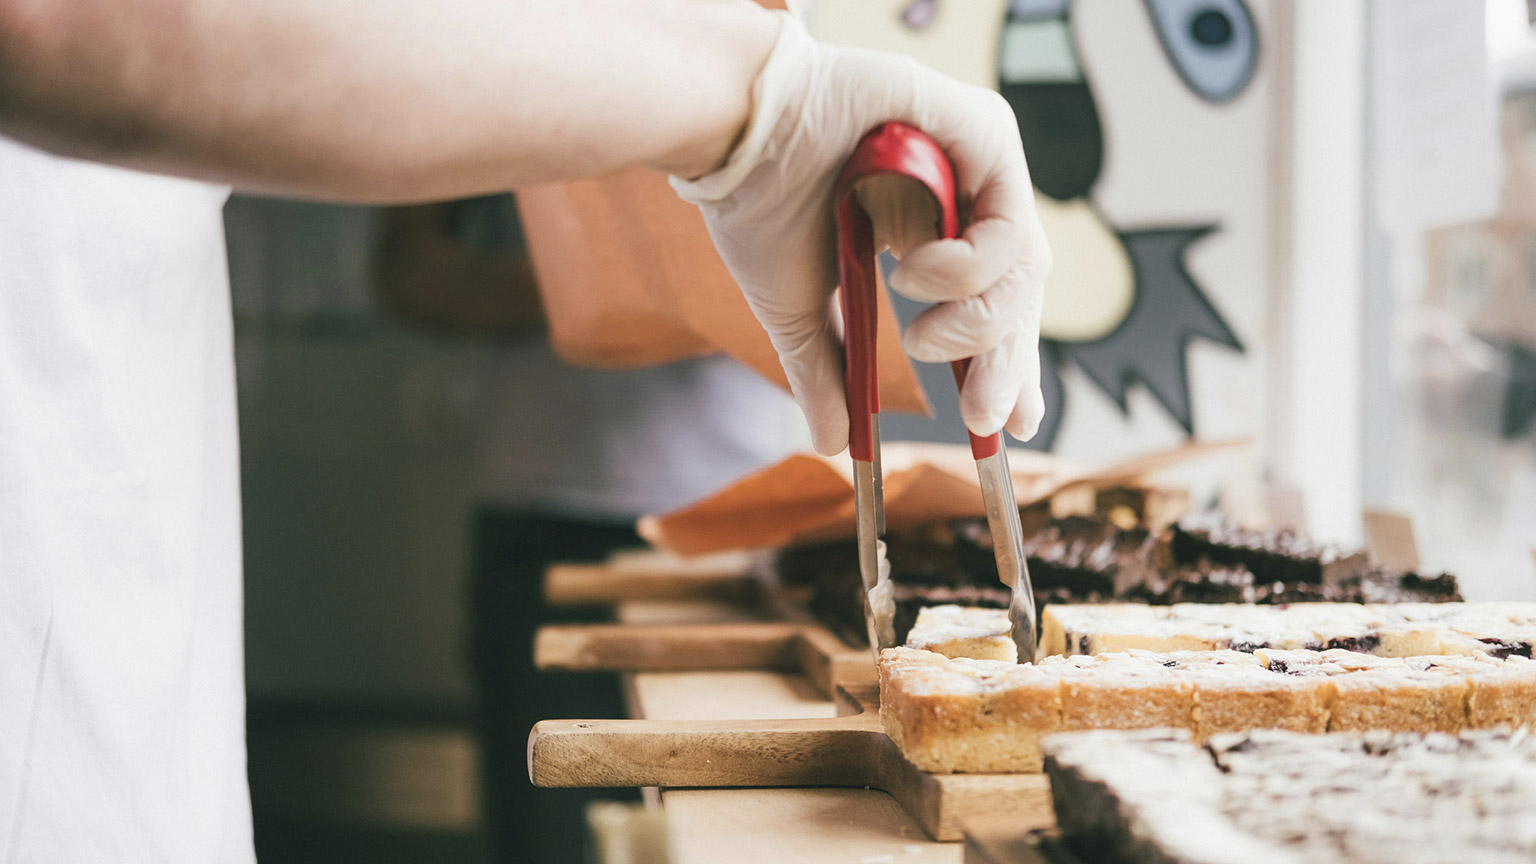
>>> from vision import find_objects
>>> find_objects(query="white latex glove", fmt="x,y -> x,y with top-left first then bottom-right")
672,11 -> 1050,457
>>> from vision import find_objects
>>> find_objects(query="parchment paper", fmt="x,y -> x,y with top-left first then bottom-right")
638,438 -> 1248,555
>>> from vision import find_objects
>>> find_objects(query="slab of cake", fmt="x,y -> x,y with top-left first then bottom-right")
904,600 -> 1536,663
1043,728 -> 1536,864
1042,600 -> 1536,659
879,643 -> 1536,773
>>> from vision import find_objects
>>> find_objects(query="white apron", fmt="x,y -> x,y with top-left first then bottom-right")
0,138 -> 253,862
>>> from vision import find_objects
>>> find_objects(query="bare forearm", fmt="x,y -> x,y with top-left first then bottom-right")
0,0 -> 777,201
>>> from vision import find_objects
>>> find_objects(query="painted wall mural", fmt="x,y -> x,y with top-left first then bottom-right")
811,0 -> 1268,456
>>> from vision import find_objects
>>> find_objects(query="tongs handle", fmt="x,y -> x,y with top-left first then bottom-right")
832,123 -> 1000,462
949,359 -> 1001,458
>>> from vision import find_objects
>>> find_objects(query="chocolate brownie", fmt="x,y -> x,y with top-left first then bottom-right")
1168,522 -> 1368,590
778,510 -> 1463,649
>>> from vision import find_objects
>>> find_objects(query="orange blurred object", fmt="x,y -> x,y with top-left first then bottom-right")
517,165 -> 931,416
513,0 -> 928,414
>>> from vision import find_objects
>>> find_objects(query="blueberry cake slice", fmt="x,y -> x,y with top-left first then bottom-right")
904,604 -> 1017,662
1041,601 -> 1536,660
877,646 -> 1536,774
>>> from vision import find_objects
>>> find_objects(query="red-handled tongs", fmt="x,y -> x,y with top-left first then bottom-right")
833,122 -> 1036,664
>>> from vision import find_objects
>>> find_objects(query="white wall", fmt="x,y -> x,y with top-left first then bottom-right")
1278,1 -> 1368,546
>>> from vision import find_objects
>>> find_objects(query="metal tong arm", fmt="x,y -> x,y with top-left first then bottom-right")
835,123 -> 964,654
834,122 -> 1035,662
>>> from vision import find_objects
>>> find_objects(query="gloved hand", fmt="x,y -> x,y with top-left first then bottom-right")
672,11 -> 1050,457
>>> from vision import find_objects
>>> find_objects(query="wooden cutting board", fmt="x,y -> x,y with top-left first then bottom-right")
538,552 -> 875,698
535,619 -> 876,697
528,684 -> 1054,842
543,549 -> 764,608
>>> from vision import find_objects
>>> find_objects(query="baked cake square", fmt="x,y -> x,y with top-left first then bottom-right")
904,604 -> 1016,662
878,647 -> 1060,773
1041,601 -> 1490,660
1039,653 -> 1196,732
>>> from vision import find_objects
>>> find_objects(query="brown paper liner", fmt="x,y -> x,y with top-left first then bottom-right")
638,439 -> 1249,556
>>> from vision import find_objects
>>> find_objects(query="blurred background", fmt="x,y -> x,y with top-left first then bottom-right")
228,1 -> 1536,861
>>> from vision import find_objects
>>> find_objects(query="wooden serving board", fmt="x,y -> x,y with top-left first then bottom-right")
543,549 -> 763,608
535,619 -> 875,697
539,550 -> 873,697
528,684 -> 1054,842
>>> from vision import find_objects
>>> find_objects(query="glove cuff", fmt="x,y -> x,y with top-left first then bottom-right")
670,9 -> 810,205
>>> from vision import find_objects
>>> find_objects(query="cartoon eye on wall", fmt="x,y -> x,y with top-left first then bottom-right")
1142,0 -> 1258,103
876,0 -> 1250,450
989,0 -> 1245,449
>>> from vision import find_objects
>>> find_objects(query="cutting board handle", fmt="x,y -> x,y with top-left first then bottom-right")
528,714 -> 883,788
534,621 -> 877,698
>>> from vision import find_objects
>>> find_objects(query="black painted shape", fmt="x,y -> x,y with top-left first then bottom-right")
881,250 -> 1070,452
1022,341 -> 1067,451
1060,226 -> 1242,433
1502,343 -> 1536,439
1190,9 -> 1234,47
1000,81 -> 1104,202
